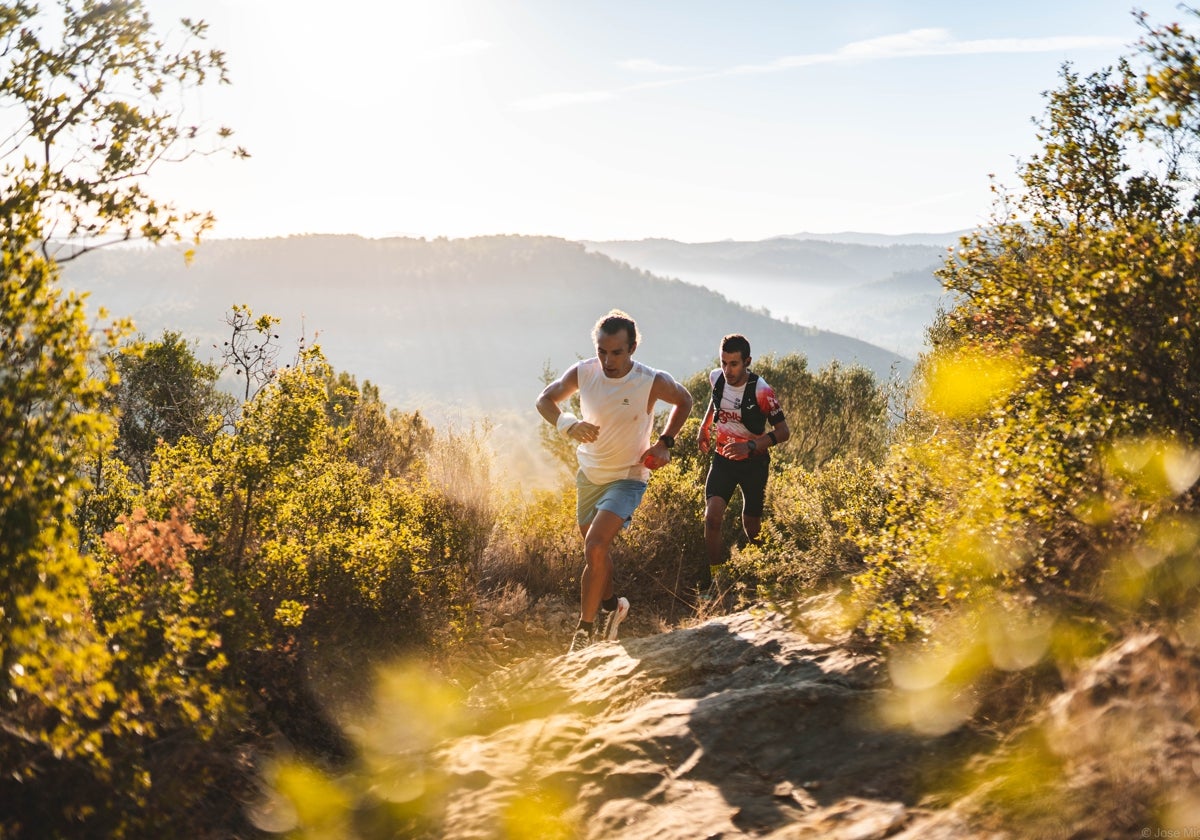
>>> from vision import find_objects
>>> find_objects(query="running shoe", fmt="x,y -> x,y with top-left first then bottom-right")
595,597 -> 630,641
568,626 -> 593,654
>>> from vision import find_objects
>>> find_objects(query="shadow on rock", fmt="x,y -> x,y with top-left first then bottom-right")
435,606 -> 980,839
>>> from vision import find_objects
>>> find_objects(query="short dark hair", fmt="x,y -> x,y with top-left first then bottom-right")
721,333 -> 751,360
593,309 -> 638,347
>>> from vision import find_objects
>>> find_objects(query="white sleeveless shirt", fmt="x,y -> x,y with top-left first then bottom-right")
576,357 -> 656,484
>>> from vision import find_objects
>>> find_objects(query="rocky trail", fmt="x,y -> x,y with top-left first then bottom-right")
432,605 -> 984,839
341,598 -> 1200,839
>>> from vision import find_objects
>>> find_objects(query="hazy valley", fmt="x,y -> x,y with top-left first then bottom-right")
585,231 -> 965,358
62,232 -> 950,396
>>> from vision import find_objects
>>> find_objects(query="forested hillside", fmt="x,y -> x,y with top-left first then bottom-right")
61,235 -> 908,422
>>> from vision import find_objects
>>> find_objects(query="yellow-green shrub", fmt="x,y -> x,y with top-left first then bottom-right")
730,457 -> 887,596
483,483 -> 580,599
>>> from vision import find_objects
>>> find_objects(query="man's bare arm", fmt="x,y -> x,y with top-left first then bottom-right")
640,372 -> 693,464
653,372 -> 693,438
535,364 -> 579,425
536,364 -> 600,443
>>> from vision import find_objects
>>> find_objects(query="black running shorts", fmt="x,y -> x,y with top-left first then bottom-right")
704,454 -> 770,516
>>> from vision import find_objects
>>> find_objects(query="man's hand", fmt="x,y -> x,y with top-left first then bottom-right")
567,420 -> 600,443
718,439 -> 754,461
642,452 -> 668,470
641,439 -> 671,470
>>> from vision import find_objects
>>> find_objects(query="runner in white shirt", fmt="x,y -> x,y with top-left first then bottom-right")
537,310 -> 693,653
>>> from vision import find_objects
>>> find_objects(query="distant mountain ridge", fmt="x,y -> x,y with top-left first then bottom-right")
778,230 -> 970,248
61,235 -> 909,425
584,237 -> 946,284
584,234 -> 962,358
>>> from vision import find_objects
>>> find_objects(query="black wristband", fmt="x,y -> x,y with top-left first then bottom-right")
658,434 -> 675,449
767,430 -> 778,446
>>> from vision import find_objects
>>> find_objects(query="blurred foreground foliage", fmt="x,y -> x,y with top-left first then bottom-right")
831,7 -> 1200,834
852,11 -> 1200,645
4,285 -> 490,836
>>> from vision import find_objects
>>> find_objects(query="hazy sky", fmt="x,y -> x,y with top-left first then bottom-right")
145,0 -> 1191,243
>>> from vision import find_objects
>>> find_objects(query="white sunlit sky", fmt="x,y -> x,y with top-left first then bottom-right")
146,0 -> 1193,244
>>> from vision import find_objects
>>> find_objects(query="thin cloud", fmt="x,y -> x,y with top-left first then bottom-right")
735,29 -> 1125,73
835,28 -> 1123,60
513,28 -> 1127,111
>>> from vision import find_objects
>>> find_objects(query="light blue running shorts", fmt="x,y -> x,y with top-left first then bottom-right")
576,470 -> 648,529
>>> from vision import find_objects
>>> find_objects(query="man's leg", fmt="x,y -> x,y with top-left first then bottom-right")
703,457 -> 737,579
579,509 -> 626,623
704,495 -> 729,568
740,456 -> 770,546
741,514 -> 762,545
733,459 -> 770,597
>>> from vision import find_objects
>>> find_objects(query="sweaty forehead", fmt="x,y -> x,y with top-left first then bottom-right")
597,332 -> 632,352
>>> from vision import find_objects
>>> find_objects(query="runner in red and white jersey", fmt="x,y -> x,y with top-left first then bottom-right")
697,334 -> 790,599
